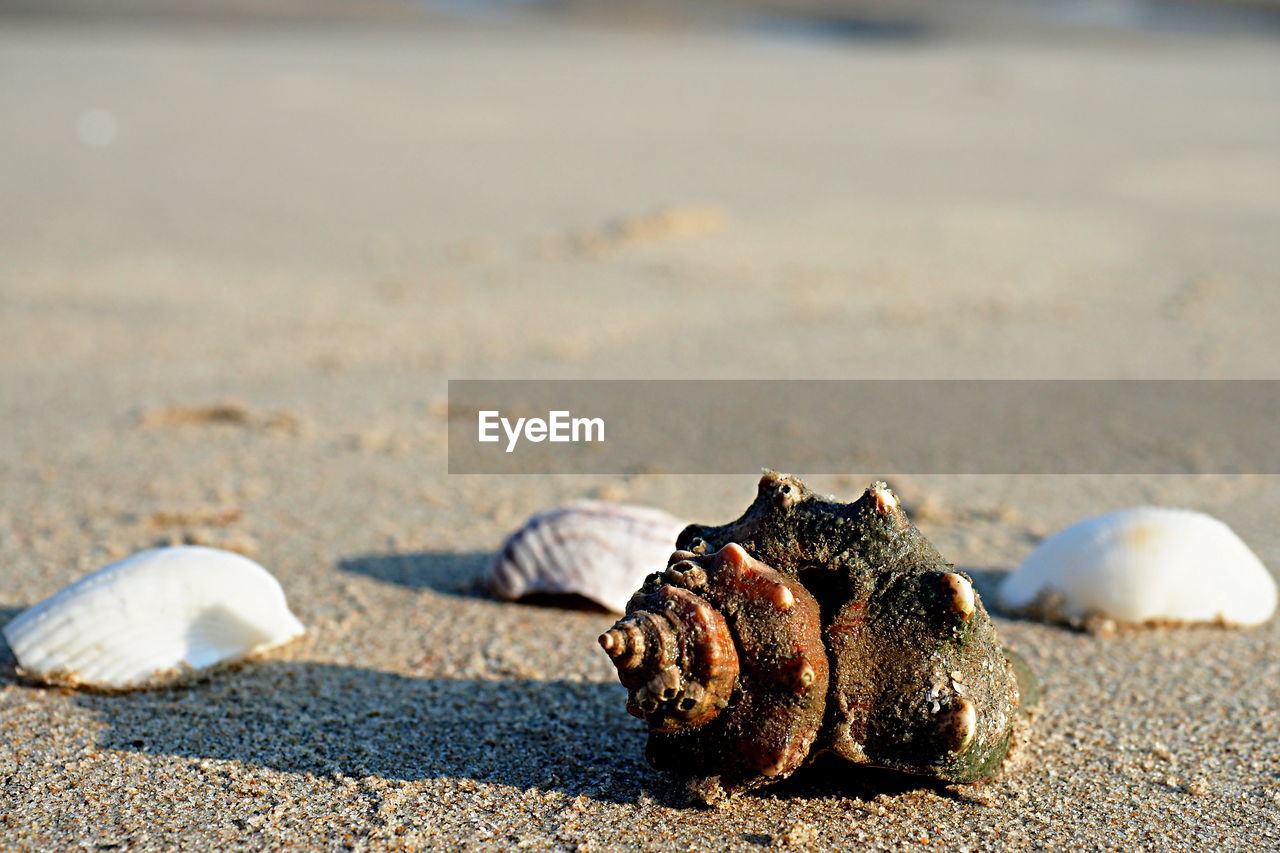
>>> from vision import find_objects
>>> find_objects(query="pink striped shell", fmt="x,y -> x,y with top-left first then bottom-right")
487,501 -> 688,613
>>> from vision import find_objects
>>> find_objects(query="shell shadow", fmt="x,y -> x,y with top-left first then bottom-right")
71,661 -> 663,805
759,754 -> 966,803
336,550 -> 614,613
957,565 -> 1010,609
336,550 -> 491,599
0,605 -> 29,685
66,659 -> 963,809
748,10 -> 928,44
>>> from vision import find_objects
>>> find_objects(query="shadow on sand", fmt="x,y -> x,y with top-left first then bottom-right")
761,754 -> 972,804
64,659 -> 952,807
337,549 -> 615,612
0,599 -> 663,803
336,549 -> 492,598
64,661 -> 667,804
0,606 -> 26,683
0,604 -> 974,808
956,565 -> 1010,605
66,659 -> 964,809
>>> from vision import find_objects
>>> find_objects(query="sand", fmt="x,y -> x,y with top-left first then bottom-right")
1,5 -> 1279,850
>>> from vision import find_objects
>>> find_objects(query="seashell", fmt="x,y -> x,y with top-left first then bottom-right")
600,472 -> 1034,804
3,546 -> 306,690
998,507 -> 1276,631
602,542 -> 828,789
487,500 -> 687,613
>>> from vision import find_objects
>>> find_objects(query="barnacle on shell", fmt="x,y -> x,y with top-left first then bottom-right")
600,471 -> 1035,803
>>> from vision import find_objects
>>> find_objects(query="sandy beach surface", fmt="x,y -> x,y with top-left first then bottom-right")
2,3 -> 1279,849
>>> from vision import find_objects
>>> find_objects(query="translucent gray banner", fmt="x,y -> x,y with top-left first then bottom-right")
447,380 -> 1280,475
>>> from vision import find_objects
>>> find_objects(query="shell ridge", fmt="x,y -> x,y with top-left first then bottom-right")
2,546 -> 305,690
487,502 -> 687,613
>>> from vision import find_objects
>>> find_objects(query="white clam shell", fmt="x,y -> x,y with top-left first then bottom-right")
3,546 -> 306,689
998,507 -> 1276,628
487,500 -> 687,613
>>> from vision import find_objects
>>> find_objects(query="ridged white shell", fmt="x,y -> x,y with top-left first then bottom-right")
487,500 -> 687,613
998,507 -> 1276,628
3,546 -> 306,689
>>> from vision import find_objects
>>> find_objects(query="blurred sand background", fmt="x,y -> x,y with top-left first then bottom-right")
1,0 -> 1279,849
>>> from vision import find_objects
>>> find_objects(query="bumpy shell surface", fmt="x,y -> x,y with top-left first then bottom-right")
998,506 -> 1276,629
3,546 -> 306,690
601,543 -> 829,794
487,500 -> 687,613
601,471 -> 1033,802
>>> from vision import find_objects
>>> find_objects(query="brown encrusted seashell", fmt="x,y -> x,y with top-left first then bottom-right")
600,472 -> 1036,804
600,543 -> 828,792
487,501 -> 687,613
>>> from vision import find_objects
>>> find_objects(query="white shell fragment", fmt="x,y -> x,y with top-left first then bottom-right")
3,546 -> 306,690
998,507 -> 1276,630
487,500 -> 687,613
